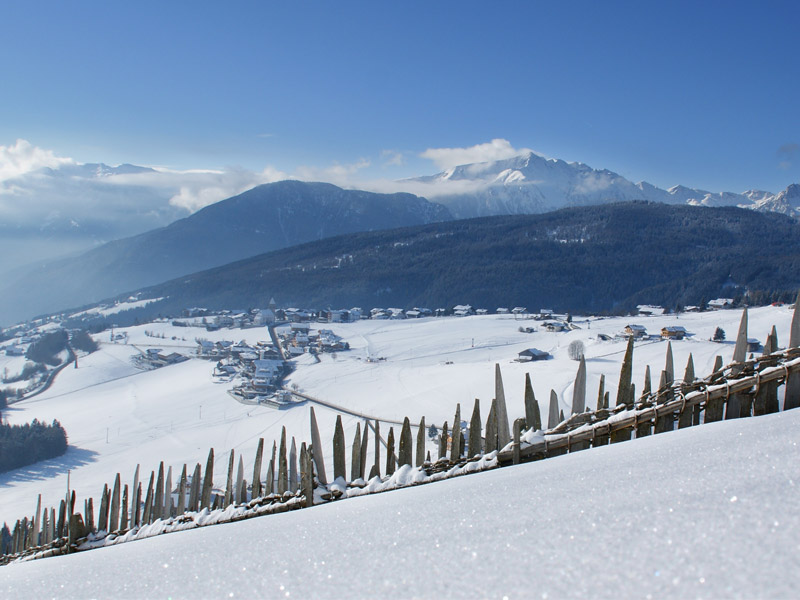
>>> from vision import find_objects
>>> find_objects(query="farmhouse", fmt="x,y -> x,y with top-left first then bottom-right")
453,304 -> 473,317
708,298 -> 734,310
624,324 -> 647,338
518,348 -> 551,362
661,326 -> 688,340
544,322 -> 566,332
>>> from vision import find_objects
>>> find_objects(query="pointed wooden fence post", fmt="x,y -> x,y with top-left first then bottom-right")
705,356 -> 725,422
570,357 -> 590,450
278,427 -> 288,495
416,416 -> 426,467
267,441 -> 277,494
97,484 -> 109,532
756,329 -> 780,415
189,463 -> 201,511
177,465 -> 187,515
512,418 -> 524,465
309,407 -> 328,485
370,420 -> 381,480
571,356 -> 587,415
595,374 -> 605,412
252,438 -> 264,499
385,427 -> 396,475
133,484 -> 142,526
154,462 -> 165,521
643,365 -> 652,398
236,456 -> 244,504
121,485 -> 129,530
785,291 -> 800,410
300,442 -> 314,507
165,466 -> 173,518
593,373 -> 610,447
654,343 -> 675,433
726,308 -> 750,418
40,510 -> 48,547
266,458 -> 274,496
678,354 -> 695,428
360,422 -> 369,479
290,437 -> 298,493
611,336 -> 635,443
485,401 -> 497,453
351,422 -> 362,481
548,390 -> 559,429
130,464 -> 140,525
439,421 -> 449,459
494,364 -> 511,448
450,405 -> 462,462
399,417 -> 413,467
524,374 -> 540,430
142,473 -> 154,525
654,370 -> 671,434
224,450 -> 235,507
333,416 -> 346,482
32,494 -> 41,547
469,399 -> 482,457
201,449 -> 214,510
110,474 -> 121,532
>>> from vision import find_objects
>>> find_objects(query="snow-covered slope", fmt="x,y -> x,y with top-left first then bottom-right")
2,401 -> 798,598
1,305 -> 794,530
413,151 -> 799,219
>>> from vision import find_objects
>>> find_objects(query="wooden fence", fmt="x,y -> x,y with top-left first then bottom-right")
2,301 -> 799,564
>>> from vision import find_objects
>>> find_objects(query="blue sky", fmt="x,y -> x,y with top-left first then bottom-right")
2,0 -> 799,192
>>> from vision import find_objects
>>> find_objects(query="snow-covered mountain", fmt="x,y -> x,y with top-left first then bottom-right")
412,151 -> 799,219
0,181 -> 452,324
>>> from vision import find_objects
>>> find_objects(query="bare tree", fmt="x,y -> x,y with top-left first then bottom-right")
568,340 -> 585,361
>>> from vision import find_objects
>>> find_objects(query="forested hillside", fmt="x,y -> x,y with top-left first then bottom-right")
96,202 -> 800,320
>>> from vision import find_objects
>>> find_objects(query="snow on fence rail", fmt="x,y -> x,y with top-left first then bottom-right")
3,299 -> 800,564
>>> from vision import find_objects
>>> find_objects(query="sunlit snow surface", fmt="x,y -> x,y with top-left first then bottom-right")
1,306 -> 799,597
2,410 -> 799,599
0,307 -> 794,526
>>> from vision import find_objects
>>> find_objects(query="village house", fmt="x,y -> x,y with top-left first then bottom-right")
624,324 -> 647,338
517,348 -> 551,362
453,304 -> 473,317
512,307 -> 528,315
253,308 -> 276,326
708,298 -> 735,310
637,305 -> 665,316
661,326 -> 688,340
496,307 -> 510,314
544,322 -> 567,332
251,359 -> 283,392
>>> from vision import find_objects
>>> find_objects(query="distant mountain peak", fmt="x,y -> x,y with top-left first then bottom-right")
412,152 -> 797,220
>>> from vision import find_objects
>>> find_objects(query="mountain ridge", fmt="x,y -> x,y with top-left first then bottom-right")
0,181 -> 451,324
75,201 -> 800,325
416,151 -> 799,219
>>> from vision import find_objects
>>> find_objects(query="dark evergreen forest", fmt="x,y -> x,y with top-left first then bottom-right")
0,419 -> 68,474
70,202 -> 800,322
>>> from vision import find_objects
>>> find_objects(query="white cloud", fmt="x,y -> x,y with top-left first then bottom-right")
294,159 -> 371,186
420,139 -> 532,170
381,150 -> 406,167
0,139 -> 75,181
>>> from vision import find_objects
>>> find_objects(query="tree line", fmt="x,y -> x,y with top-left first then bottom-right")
0,419 -> 68,474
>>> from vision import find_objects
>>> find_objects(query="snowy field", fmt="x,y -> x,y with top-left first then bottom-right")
0,306 -> 794,536
1,406 -> 798,599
